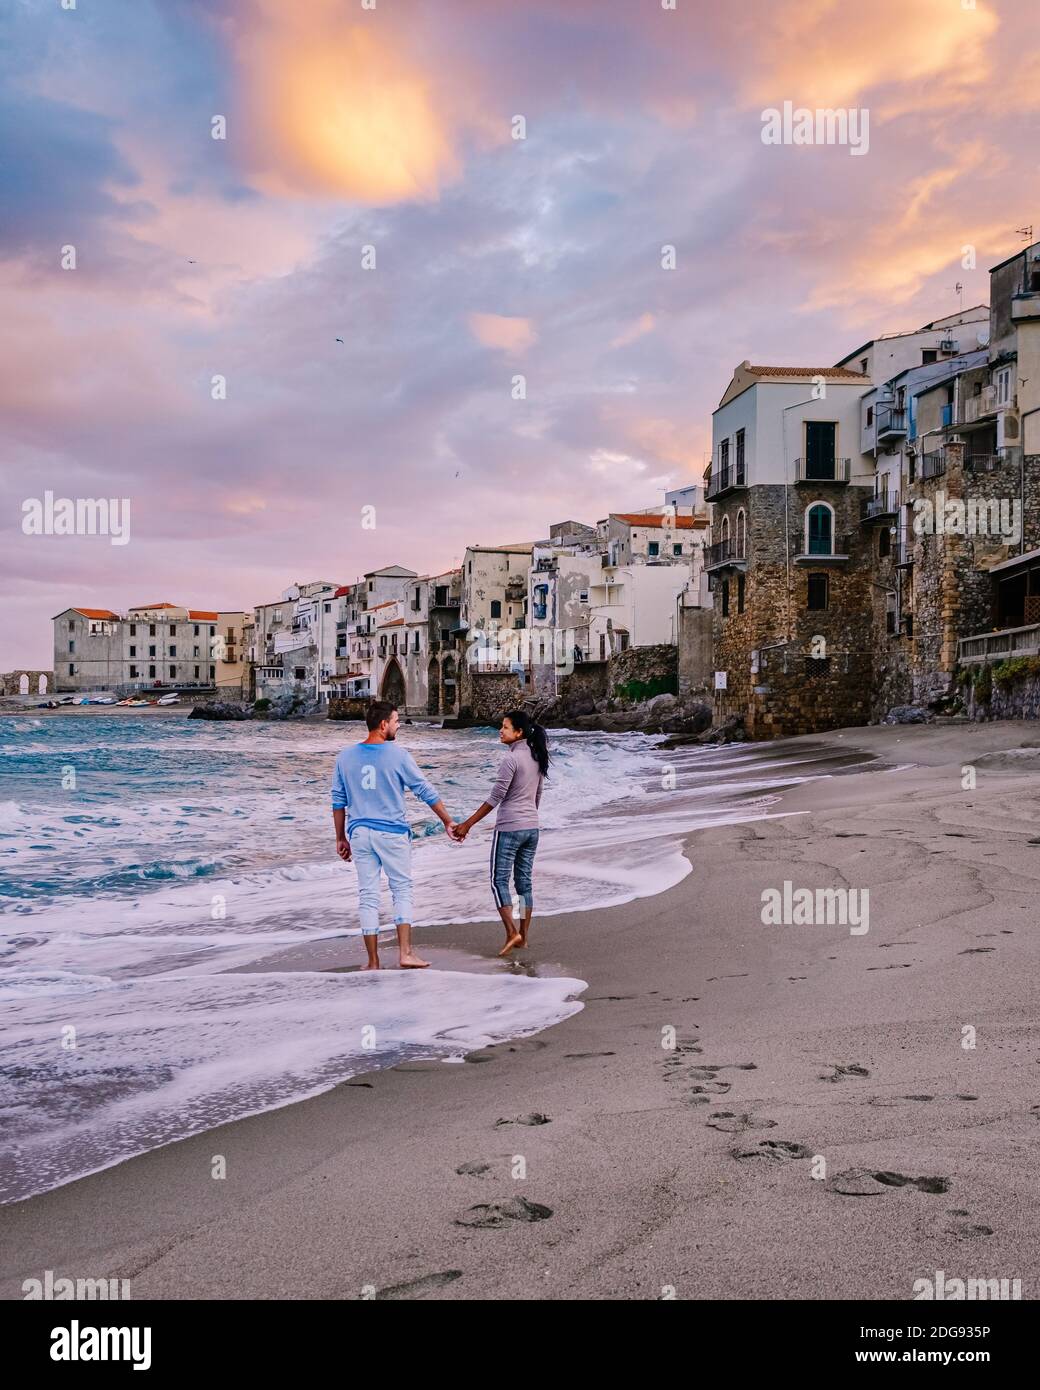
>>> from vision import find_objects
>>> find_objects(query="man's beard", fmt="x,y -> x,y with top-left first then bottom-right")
386,729 -> 396,739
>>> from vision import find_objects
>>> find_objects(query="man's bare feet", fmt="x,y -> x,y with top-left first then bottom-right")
399,953 -> 430,969
498,932 -> 523,957
361,960 -> 380,971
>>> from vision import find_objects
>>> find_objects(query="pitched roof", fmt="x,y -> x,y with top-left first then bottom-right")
72,607 -> 120,620
188,610 -> 218,620
744,365 -> 869,381
128,602 -> 178,610
613,513 -> 706,530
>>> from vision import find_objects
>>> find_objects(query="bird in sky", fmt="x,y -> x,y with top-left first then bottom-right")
335,337 -> 344,343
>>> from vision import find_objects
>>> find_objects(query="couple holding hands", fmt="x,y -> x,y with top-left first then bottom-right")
332,700 -> 549,969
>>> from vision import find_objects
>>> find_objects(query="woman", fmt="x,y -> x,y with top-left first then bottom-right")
453,710 -> 550,956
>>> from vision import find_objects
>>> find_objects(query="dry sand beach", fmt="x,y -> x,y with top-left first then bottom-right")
3,720 -> 1039,1301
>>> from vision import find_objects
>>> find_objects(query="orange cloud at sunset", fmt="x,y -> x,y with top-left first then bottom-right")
468,313 -> 537,355
232,0 -> 463,202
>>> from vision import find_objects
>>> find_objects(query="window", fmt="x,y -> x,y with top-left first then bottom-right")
130,665 -> 138,678
806,503 -> 834,555
170,624 -> 176,635
578,589 -> 589,603
922,349 -> 937,365
720,438 -> 730,472
860,359 -> 867,374
886,591 -> 897,635
209,665 -> 215,679
736,509 -> 746,559
130,623 -> 137,636
194,624 -> 200,636
149,645 -> 156,657
194,666 -> 200,678
490,600 -> 502,618
737,573 -> 746,613
368,581 -> 374,592
720,514 -> 731,545
648,541 -> 660,557
996,367 -> 1013,406
68,619 -> 76,630
878,526 -> 891,558
735,428 -> 745,484
324,602 -> 331,614
69,663 -> 76,675
193,645 -> 200,657
414,631 -> 420,653
866,406 -> 873,427
149,664 -> 156,678
149,624 -> 156,636
209,626 -> 215,637
807,573 -> 829,610
673,543 -> 683,556
170,666 -> 177,678
129,645 -> 136,657
721,579 -> 730,617
68,639 -> 75,653
169,645 -> 176,657
804,421 -> 837,479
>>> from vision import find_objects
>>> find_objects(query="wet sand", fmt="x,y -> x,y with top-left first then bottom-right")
3,720 -> 1039,1300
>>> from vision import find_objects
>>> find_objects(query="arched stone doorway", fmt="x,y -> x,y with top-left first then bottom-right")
18,674 -> 29,695
380,659 -> 406,708
426,657 -> 440,715
38,674 -> 48,694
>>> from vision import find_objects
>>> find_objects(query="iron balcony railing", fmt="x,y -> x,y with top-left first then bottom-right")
793,457 -> 851,482
919,450 -> 946,480
705,538 -> 746,569
706,465 -> 747,499
959,623 -> 1040,665
876,408 -> 907,438
861,491 -> 900,521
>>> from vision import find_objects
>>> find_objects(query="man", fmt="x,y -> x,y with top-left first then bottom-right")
332,700 -> 457,970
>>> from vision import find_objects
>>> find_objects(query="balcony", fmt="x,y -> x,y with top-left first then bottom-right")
959,623 -> 1040,665
960,387 -> 997,426
705,538 -> 747,571
860,491 -> 900,522
919,450 -> 946,481
430,594 -> 461,609
875,407 -> 907,441
706,465 -> 746,500
794,457 -> 851,483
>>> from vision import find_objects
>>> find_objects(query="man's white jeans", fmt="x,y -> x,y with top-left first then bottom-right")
351,826 -> 413,936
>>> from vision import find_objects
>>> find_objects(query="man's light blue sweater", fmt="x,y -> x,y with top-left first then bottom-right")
331,741 -> 440,837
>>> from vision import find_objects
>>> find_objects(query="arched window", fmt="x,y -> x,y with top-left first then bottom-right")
805,503 -> 834,556
720,514 -> 730,544
735,509 -> 746,559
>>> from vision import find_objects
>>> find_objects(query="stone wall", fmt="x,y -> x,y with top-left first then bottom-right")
608,643 -> 677,701
963,666 -> 1040,721
678,607 -> 712,695
1,669 -> 54,696
712,483 -> 875,738
558,661 -> 608,705
328,697 -> 370,721
460,671 -> 526,724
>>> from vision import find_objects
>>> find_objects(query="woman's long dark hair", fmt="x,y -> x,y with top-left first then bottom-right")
504,709 -> 550,777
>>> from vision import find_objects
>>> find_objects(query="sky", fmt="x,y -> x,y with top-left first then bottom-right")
3,0 -> 1039,669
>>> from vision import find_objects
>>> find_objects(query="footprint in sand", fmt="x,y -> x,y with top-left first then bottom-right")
944,1211 -> 994,1240
959,947 -> 995,955
732,1138 -> 810,1161
494,1113 -> 550,1128
374,1270 -> 463,1299
708,1112 -> 778,1133
830,1168 -> 949,1195
456,1161 -> 491,1177
688,1080 -> 732,1096
564,1051 -> 616,1060
820,1063 -> 870,1083
455,1197 -> 552,1229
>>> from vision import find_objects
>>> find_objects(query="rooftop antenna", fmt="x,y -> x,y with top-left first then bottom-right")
1015,225 -> 1034,243
955,280 -> 963,312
